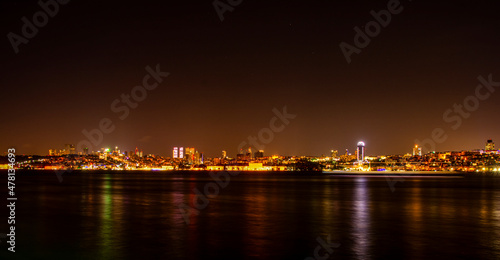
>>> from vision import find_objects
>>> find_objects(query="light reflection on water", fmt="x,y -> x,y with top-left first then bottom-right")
5,172 -> 500,259
352,178 -> 370,259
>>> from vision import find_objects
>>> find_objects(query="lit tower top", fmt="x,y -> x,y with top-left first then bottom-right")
357,141 -> 365,162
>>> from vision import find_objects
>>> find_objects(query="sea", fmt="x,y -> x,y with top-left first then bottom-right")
1,170 -> 499,259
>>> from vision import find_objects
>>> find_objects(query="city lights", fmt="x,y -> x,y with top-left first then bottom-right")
2,140 -> 498,173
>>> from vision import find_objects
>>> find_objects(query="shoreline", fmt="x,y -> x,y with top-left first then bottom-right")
3,169 -> 497,177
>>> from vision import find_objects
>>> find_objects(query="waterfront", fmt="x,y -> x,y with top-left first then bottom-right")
1,171 -> 500,259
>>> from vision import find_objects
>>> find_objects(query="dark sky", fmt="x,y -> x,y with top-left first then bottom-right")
1,0 -> 499,157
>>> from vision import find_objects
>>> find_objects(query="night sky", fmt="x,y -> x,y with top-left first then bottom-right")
1,0 -> 499,157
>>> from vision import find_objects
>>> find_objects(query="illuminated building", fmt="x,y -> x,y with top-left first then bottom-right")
179,147 -> 184,158
185,147 -> 196,163
64,144 -> 75,155
222,150 -> 227,159
486,139 -> 495,151
357,141 -> 365,162
254,150 -> 264,158
173,147 -> 179,158
413,145 -> 422,156
185,147 -> 191,160
331,150 -> 338,159
246,147 -> 252,159
194,150 -> 200,164
190,148 -> 195,162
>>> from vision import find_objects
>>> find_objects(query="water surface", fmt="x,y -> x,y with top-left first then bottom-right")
1,171 -> 499,259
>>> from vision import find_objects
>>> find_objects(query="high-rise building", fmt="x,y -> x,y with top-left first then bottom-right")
236,153 -> 245,161
246,147 -> 252,159
486,139 -> 495,151
185,147 -> 196,163
179,147 -> 184,158
222,150 -> 227,159
64,144 -> 76,155
413,145 -> 422,156
357,141 -> 365,162
190,148 -> 195,162
173,147 -> 179,158
254,150 -> 264,158
194,150 -> 200,164
331,150 -> 339,159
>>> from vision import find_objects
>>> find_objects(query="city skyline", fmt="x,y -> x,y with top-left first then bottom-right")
8,138 -> 499,159
3,1 -> 500,259
1,1 -> 499,159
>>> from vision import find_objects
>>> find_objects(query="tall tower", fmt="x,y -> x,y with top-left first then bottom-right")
357,141 -> 365,162
413,145 -> 422,156
173,147 -> 179,158
486,139 -> 495,151
70,144 -> 76,155
64,144 -> 71,155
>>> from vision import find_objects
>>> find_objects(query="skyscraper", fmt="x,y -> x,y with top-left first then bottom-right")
69,145 -> 76,155
357,141 -> 365,162
486,139 -> 495,151
194,150 -> 200,164
173,147 -> 179,158
413,145 -> 422,156
179,147 -> 184,158
254,150 -> 264,158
